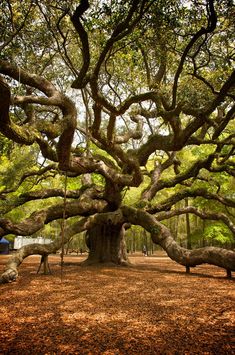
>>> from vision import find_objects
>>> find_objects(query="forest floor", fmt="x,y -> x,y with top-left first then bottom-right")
0,253 -> 234,354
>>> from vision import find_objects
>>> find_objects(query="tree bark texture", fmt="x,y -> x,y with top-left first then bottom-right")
85,222 -> 129,265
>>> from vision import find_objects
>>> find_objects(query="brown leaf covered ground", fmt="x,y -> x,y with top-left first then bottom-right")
0,253 -> 234,354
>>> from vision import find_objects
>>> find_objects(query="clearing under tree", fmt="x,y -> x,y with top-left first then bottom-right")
0,0 -> 234,283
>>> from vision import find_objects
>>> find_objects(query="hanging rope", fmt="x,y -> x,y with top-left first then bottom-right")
17,65 -> 21,91
81,88 -> 91,156
13,65 -> 21,117
60,171 -> 68,282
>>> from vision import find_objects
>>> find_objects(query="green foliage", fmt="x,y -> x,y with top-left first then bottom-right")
0,133 -> 14,157
134,200 -> 147,209
204,222 -> 234,245
4,234 -> 15,243
0,145 -> 38,191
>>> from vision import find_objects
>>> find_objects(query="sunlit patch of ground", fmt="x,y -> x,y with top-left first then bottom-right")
0,254 -> 234,354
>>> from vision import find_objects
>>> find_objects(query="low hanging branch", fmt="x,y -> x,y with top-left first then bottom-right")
0,210 -> 122,283
156,206 -> 235,235
0,187 -> 108,238
121,206 -> 235,272
0,241 -> 60,283
1,205 -> 235,283
148,187 -> 235,214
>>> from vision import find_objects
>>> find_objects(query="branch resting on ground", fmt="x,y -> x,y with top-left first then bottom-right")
1,207 -> 234,283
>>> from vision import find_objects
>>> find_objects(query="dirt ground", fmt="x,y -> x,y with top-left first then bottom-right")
0,253 -> 234,354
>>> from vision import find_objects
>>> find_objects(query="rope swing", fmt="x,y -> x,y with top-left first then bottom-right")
60,171 -> 68,282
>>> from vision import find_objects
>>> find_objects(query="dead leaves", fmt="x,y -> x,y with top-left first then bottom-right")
0,255 -> 234,354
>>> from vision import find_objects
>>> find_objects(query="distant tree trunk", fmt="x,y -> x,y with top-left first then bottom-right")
202,217 -> 206,247
84,222 -> 129,265
131,229 -> 136,253
65,236 -> 73,254
174,202 -> 181,240
150,238 -> 154,255
143,229 -> 148,256
185,198 -> 192,249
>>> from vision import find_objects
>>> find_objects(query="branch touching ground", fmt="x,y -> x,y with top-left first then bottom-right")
1,207 -> 234,283
0,211 -> 115,283
121,206 -> 235,273
0,242 -> 61,283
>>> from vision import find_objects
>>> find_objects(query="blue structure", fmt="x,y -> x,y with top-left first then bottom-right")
0,237 -> 10,255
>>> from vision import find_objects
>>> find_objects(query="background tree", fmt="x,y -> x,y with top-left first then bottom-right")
0,0 -> 234,283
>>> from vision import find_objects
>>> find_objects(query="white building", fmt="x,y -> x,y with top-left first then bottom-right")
14,236 -> 52,249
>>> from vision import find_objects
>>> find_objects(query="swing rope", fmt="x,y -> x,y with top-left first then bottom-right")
13,65 -> 21,116
18,66 -> 21,91
60,171 -> 68,282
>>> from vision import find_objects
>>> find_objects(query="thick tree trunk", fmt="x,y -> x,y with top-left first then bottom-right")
84,222 -> 129,265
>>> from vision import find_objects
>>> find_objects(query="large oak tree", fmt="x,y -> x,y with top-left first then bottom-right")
0,0 -> 234,283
